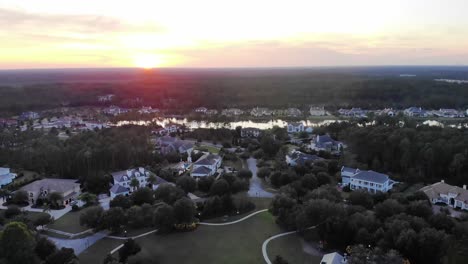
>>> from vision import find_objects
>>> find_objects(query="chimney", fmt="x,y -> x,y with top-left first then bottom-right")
441,179 -> 445,183
463,185 -> 467,190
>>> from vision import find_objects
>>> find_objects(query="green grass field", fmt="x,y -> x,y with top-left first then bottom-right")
46,211 -> 89,234
78,210 -> 321,264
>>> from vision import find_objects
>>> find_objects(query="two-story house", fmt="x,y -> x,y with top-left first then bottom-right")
310,134 -> 343,153
420,180 -> 468,211
342,169 -> 397,193
287,122 -> 304,133
110,167 -> 165,199
191,154 -> 222,178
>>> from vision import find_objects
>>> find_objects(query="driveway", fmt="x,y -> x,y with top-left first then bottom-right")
47,231 -> 109,255
0,203 -> 72,220
246,158 -> 274,198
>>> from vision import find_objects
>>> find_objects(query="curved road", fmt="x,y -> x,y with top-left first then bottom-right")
247,158 -> 275,198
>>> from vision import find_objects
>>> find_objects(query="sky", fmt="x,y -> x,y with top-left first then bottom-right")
0,0 -> 468,69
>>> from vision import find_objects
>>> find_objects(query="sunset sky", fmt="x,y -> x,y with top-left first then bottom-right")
1,0 -> 467,69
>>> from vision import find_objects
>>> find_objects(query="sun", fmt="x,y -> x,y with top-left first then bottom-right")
132,54 -> 164,69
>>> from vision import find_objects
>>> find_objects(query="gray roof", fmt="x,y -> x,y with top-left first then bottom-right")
341,166 -> 359,174
111,168 -> 151,183
195,154 -> 221,166
20,179 -> 79,193
421,182 -> 468,202
110,184 -> 129,194
290,151 -> 322,165
192,166 -> 212,175
352,170 -> 389,184
320,252 -> 344,264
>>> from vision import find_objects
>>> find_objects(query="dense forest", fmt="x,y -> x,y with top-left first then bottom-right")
325,122 -> 468,186
1,68 -> 468,115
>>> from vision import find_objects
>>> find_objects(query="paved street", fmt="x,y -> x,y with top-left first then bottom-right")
246,158 -> 275,198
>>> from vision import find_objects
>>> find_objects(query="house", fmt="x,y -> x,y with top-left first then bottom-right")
241,127 -> 262,138
434,109 -> 464,118
287,122 -> 304,133
194,107 -> 208,114
340,166 -> 360,186
0,168 -> 16,187
342,168 -> 397,193
103,106 -> 129,116
338,108 -> 366,117
420,180 -> 468,210
377,108 -> 396,117
191,154 -> 222,177
205,109 -> 218,115
404,107 -> 427,117
221,108 -> 244,116
157,136 -> 194,157
311,134 -> 343,153
0,118 -> 17,127
20,178 -> 81,205
20,111 -> 40,120
250,107 -> 273,117
310,106 -> 326,116
286,150 -> 323,166
97,94 -> 115,102
286,108 -> 302,117
320,252 -> 347,264
110,167 -> 165,199
138,106 -> 160,114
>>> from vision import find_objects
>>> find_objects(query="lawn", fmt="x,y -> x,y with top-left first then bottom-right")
79,211 -> 320,264
196,144 -> 220,154
46,211 -> 89,234
268,232 -> 322,264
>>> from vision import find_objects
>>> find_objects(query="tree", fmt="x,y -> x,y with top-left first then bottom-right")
45,248 -> 78,264
47,192 -> 64,209
198,176 -> 215,193
80,205 -> 104,229
237,169 -> 253,179
126,206 -> 144,228
130,178 -> 140,191
119,239 -> 141,263
348,190 -> 374,209
260,135 -> 280,157
130,187 -> 154,206
10,190 -> 29,205
110,195 -> 133,209
210,179 -> 230,196
0,222 -> 38,264
257,167 -> 270,179
273,255 -> 289,264
173,197 -> 196,223
375,199 -> 405,220
154,183 -> 185,205
176,175 -> 196,193
33,213 -> 53,228
4,205 -> 21,218
35,236 -> 57,260
152,203 -> 176,233
78,192 -> 98,207
100,207 -> 127,232
102,254 -> 119,264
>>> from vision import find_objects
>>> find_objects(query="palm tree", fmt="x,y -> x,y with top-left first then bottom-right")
130,178 -> 140,192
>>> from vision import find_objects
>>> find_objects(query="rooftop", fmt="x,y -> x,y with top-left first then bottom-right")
20,178 -> 79,193
352,170 -> 390,184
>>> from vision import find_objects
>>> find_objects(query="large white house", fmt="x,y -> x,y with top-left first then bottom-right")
0,168 -> 16,188
420,180 -> 468,210
340,167 -> 397,193
20,178 -> 81,206
191,154 -> 222,178
311,134 -> 343,153
309,106 -> 326,116
110,167 -> 166,199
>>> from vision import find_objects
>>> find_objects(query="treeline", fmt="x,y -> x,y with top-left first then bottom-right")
2,71 -> 468,115
0,126 -> 154,192
335,123 -> 468,185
